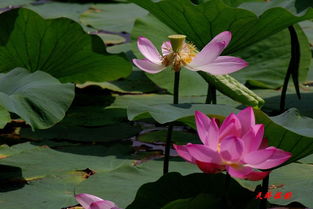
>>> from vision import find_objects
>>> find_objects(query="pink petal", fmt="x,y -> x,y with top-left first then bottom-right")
220,136 -> 244,162
188,31 -> 232,68
186,144 -> 222,164
227,166 -> 269,181
236,107 -> 255,134
173,144 -> 195,163
244,170 -> 270,181
242,124 -> 264,153
195,111 -> 219,150
226,165 -> 252,179
196,160 -> 225,174
249,147 -> 291,169
161,41 -> 172,56
259,138 -> 269,149
137,36 -> 162,64
75,193 -> 104,209
188,56 -> 248,75
219,113 -> 241,139
243,148 -> 276,165
132,59 -> 165,74
90,200 -> 119,209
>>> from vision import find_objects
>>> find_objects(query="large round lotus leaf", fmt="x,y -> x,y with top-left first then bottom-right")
0,8 -> 131,83
0,68 -> 74,129
130,0 -> 313,53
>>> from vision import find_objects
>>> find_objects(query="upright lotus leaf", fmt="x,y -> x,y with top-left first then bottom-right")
0,8 -> 131,83
131,1 -> 312,89
231,25 -> 311,89
0,68 -> 74,129
255,108 -> 313,163
130,0 -> 313,53
0,106 -> 10,128
126,172 -> 257,209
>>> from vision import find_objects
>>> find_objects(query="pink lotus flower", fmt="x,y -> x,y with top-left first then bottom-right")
75,193 -> 122,209
174,107 -> 291,181
132,31 -> 248,74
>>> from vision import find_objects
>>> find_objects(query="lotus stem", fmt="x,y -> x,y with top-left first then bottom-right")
205,84 -> 217,104
260,175 -> 270,209
223,172 -> 231,209
163,71 -> 180,174
280,25 -> 301,112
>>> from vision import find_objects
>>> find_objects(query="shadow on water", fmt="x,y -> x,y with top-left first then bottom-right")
262,92 -> 313,117
0,165 -> 26,192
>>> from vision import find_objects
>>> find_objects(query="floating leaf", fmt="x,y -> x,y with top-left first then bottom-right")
0,8 -> 131,83
237,162 -> 313,207
0,68 -> 74,129
80,3 -> 148,33
21,122 -> 141,143
0,142 -> 197,209
0,0 -> 33,8
138,130 -> 199,145
25,2 -> 91,22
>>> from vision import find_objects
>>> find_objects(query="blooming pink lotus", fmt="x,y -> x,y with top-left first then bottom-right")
174,107 -> 291,181
132,31 -> 248,74
75,193 -> 122,209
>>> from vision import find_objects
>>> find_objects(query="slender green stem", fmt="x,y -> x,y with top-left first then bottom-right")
280,25 -> 301,112
163,125 -> 173,174
163,71 -> 180,175
260,175 -> 269,209
205,84 -> 217,104
222,173 -> 231,209
173,71 -> 180,105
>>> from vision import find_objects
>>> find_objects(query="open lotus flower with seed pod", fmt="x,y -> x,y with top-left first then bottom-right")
75,193 -> 122,209
174,107 -> 291,181
132,31 -> 248,74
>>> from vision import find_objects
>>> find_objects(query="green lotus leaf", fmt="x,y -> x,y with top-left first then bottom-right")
0,68 -> 74,129
0,8 -> 131,83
